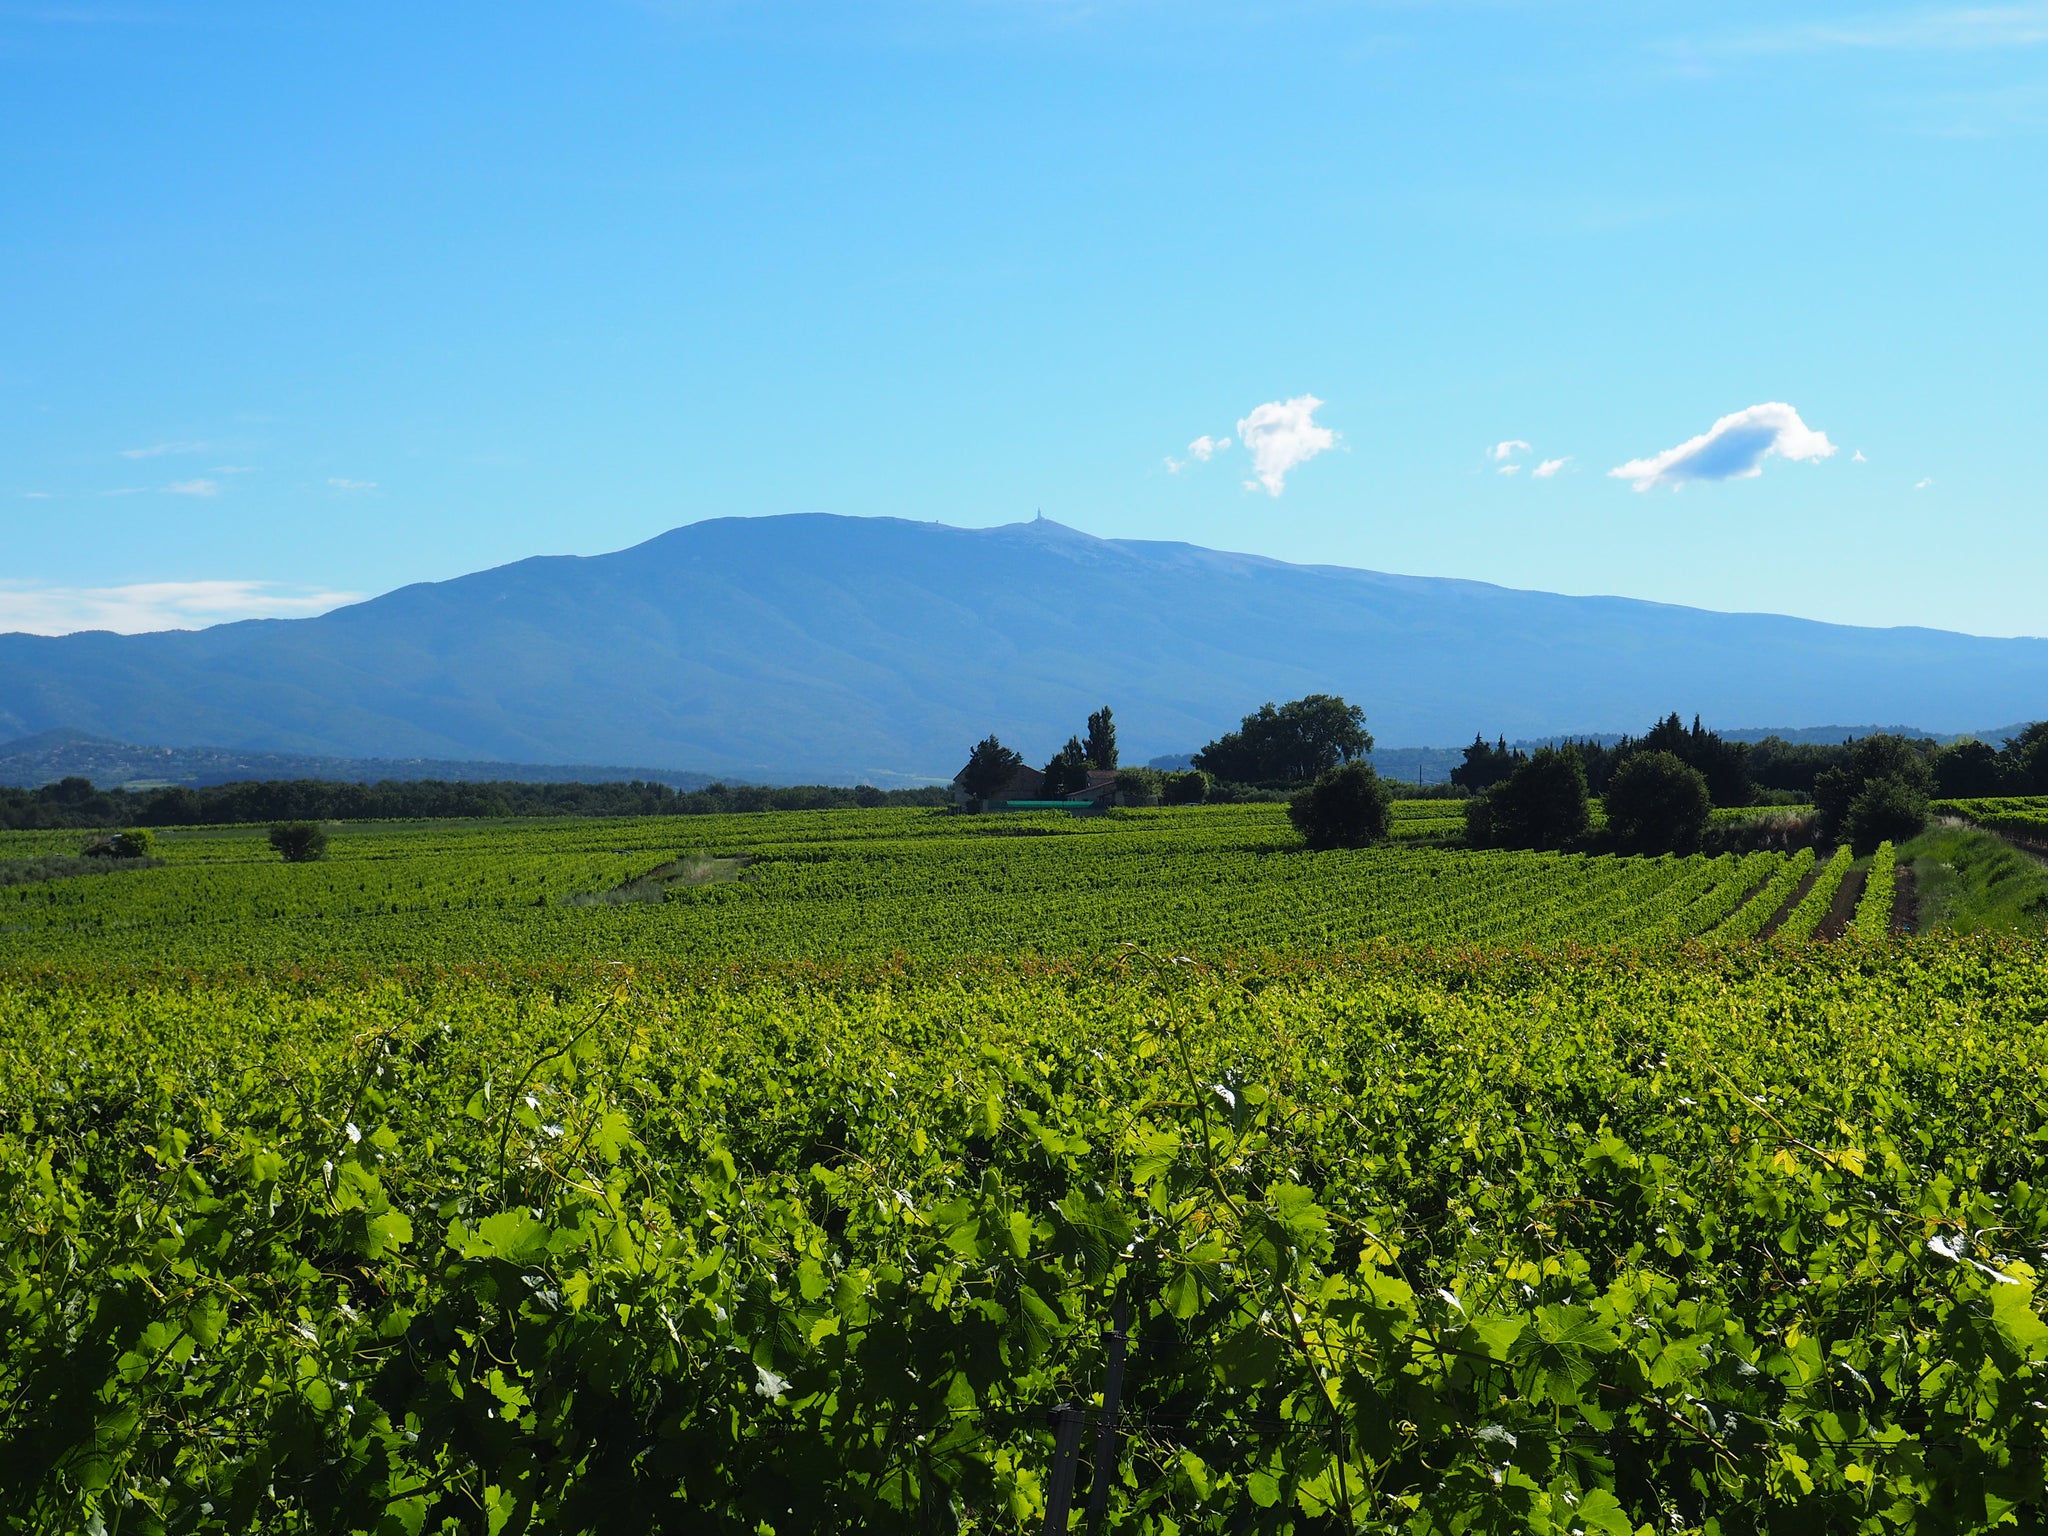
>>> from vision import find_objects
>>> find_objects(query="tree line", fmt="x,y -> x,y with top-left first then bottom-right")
958,696 -> 1397,846
1452,716 -> 2048,857
0,776 -> 951,832
963,699 -> 2048,859
1453,716 -> 2048,804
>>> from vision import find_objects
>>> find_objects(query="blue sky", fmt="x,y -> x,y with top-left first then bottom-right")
3,1 -> 2044,637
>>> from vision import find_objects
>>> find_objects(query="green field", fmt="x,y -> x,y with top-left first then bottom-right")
2,803 -> 1859,969
2,806 -> 2043,1534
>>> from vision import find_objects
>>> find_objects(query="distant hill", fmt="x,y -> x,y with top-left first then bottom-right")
3,514 -> 2045,781
0,729 -> 724,792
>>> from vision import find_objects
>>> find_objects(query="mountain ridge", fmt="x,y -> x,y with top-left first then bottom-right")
5,514 -> 2046,778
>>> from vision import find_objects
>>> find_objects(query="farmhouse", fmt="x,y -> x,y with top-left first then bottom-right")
950,762 -> 1121,810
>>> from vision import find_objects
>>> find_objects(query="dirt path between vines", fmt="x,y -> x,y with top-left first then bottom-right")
1755,865 -> 1821,941
1815,867 -> 1867,941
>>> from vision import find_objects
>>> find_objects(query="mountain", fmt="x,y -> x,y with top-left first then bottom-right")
0,729 -> 724,792
3,514 -> 2044,780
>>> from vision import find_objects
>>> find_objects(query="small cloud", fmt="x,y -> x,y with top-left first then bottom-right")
1165,434 -> 1231,474
1497,463 -> 1521,476
119,441 -> 208,460
1489,439 -> 1531,462
1916,477 -> 1933,489
1610,402 -> 1836,492
1533,457 -> 1570,478
166,479 -> 219,497
0,579 -> 366,636
20,491 -> 52,500
327,477 -> 378,491
1852,449 -> 1867,463
1237,394 -> 1337,496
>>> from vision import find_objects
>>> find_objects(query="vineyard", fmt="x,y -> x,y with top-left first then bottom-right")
1933,796 -> 2048,844
2,805 -> 2042,1535
0,804 -> 1900,969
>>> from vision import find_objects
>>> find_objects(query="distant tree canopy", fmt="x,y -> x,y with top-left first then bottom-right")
1450,736 -> 1525,793
1454,716 -> 1762,807
1467,748 -> 1590,852
1041,736 -> 1092,798
0,775 -> 951,832
1814,734 -> 1933,853
958,736 -> 1025,807
1194,695 -> 1372,786
1287,761 -> 1393,851
1085,706 -> 1118,771
1930,723 -> 2048,798
1161,769 -> 1212,805
1632,714 -> 1754,808
1930,738 -> 2004,798
1603,751 -> 1712,855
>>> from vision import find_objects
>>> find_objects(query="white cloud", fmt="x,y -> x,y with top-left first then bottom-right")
1916,476 -> 1934,489
1497,463 -> 1521,476
1489,439 -> 1531,462
119,441 -> 208,460
1609,402 -> 1836,491
166,478 -> 219,497
327,477 -> 379,491
0,580 -> 366,636
1533,456 -> 1570,478
20,491 -> 52,500
1236,394 -> 1337,496
1853,449 -> 1868,462
1164,436 -> 1229,474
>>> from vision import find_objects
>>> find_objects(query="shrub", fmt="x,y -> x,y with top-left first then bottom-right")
1603,751 -> 1711,854
1843,777 -> 1928,855
269,822 -> 329,863
1288,761 -> 1394,850
1113,768 -> 1163,806
82,829 -> 155,860
1161,769 -> 1213,806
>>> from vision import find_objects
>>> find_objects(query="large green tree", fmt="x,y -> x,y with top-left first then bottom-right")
1042,736 -> 1091,798
1467,747 -> 1590,852
1603,750 -> 1711,854
1084,707 -> 1118,771
1194,695 -> 1372,785
1288,761 -> 1393,850
267,822 -> 329,863
958,736 -> 1024,808
1813,734 -> 1932,846
1633,713 -> 1755,808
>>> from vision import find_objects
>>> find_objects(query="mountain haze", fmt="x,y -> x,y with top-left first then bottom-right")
4,515 -> 2044,780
